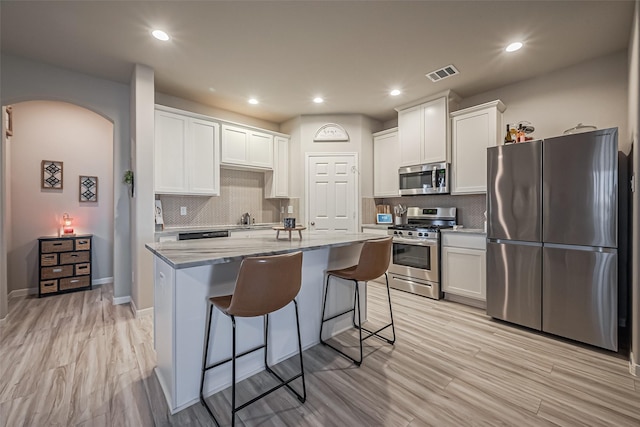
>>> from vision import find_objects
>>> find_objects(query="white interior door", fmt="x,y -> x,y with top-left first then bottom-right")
307,154 -> 358,233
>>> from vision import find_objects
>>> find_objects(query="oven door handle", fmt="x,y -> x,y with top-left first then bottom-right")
393,237 -> 438,247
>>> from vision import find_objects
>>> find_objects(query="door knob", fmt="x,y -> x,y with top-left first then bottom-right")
310,222 -> 315,226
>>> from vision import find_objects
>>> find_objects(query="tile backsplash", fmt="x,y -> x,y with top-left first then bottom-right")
379,194 -> 486,229
158,169 -> 298,228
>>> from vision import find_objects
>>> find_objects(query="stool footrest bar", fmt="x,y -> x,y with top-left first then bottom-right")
204,343 -> 266,371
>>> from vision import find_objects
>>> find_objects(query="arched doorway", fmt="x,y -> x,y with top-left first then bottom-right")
3,100 -> 115,306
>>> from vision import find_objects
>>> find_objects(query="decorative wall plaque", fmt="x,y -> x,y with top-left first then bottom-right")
41,160 -> 63,189
79,175 -> 98,202
313,123 -> 349,142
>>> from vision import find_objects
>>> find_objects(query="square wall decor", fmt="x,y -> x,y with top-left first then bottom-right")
41,160 -> 63,189
79,176 -> 98,202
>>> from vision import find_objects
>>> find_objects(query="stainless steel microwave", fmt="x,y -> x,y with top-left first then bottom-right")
398,162 -> 450,195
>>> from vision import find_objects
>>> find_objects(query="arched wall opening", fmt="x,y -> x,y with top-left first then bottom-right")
6,101 -> 114,294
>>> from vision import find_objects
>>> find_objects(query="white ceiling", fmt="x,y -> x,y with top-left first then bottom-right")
0,1 -> 634,124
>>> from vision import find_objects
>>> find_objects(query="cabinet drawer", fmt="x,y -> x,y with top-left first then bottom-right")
75,263 -> 91,276
40,280 -> 58,294
42,240 -> 74,253
75,238 -> 91,251
60,276 -> 90,291
442,233 -> 486,250
41,265 -> 73,279
40,253 -> 58,266
60,251 -> 90,265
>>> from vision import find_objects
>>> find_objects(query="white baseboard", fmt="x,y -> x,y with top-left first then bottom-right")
112,295 -> 131,305
130,297 -> 154,318
8,287 -> 37,299
631,352 -> 639,377
92,277 -> 113,286
0,316 -> 6,325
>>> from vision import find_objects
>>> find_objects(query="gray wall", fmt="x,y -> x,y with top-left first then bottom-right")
0,54 -> 132,301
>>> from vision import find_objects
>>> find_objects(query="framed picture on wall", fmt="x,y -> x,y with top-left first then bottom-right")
41,160 -> 63,189
79,175 -> 98,202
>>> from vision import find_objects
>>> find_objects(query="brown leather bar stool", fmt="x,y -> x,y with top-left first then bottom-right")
200,251 -> 306,427
319,237 -> 395,366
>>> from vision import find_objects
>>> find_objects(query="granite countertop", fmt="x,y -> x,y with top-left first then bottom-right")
146,231 -> 382,269
155,223 -> 280,236
441,228 -> 486,235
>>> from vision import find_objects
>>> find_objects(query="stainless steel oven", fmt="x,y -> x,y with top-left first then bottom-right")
388,237 -> 440,299
386,207 -> 457,300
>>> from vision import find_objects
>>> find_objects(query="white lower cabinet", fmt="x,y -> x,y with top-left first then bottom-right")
441,232 -> 486,303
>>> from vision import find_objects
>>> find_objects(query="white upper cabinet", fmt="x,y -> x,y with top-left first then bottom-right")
396,91 -> 458,167
154,109 -> 220,196
266,136 -> 289,198
373,128 -> 400,197
221,124 -> 273,170
450,100 -> 506,195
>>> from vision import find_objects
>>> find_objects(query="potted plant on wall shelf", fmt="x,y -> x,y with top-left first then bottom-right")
123,170 -> 134,197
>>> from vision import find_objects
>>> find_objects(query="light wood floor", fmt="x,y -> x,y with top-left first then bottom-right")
1,282 -> 638,426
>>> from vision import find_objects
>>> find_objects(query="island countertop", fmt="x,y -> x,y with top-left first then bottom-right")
145,231 -> 383,269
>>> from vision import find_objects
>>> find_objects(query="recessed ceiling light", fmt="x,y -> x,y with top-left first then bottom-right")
248,98 -> 259,105
390,89 -> 401,96
152,29 -> 170,41
208,87 -> 216,92
505,42 -> 523,52
313,97 -> 324,104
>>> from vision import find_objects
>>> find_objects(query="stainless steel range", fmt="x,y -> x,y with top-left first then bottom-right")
387,207 -> 456,299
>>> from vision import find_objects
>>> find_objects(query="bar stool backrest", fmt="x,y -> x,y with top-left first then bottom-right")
227,251 -> 303,317
352,237 -> 393,282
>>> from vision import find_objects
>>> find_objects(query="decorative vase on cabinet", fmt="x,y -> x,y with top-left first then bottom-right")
450,100 -> 506,195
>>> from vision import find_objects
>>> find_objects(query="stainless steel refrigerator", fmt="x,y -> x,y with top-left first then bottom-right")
486,128 -> 619,351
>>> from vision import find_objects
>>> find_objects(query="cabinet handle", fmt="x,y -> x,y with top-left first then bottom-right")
79,240 -> 87,244
53,268 -> 62,273
44,282 -> 55,287
78,266 -> 87,270
70,279 -> 79,283
53,243 -> 62,246
44,255 -> 55,259
71,254 -> 78,257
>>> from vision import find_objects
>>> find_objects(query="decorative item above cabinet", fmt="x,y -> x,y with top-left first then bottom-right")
395,90 -> 460,167
450,100 -> 506,195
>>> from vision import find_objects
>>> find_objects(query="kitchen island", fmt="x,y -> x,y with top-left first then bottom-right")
145,232 -> 382,413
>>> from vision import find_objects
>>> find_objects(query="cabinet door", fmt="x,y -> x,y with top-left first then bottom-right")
155,111 -> 187,193
273,136 -> 289,197
373,130 -> 400,197
452,110 -> 492,194
442,246 -> 486,301
248,131 -> 273,169
188,119 -> 220,195
422,97 -> 448,164
398,105 -> 422,167
221,125 -> 249,166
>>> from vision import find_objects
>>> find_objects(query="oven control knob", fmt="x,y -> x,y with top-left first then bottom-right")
407,232 -> 413,236
418,232 -> 423,237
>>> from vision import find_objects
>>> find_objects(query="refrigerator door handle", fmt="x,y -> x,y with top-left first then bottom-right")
487,238 -> 543,247
543,243 -> 617,253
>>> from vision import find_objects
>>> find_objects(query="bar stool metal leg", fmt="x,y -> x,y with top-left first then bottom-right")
319,273 -> 396,365
201,301 -> 306,426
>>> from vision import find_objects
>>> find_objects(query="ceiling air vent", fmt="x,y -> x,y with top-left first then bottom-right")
426,64 -> 459,83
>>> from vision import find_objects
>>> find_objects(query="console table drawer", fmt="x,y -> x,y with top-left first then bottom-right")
41,265 -> 73,279
42,240 -> 74,253
75,263 -> 91,276
60,251 -> 90,265
60,276 -> 90,291
40,280 -> 58,294
75,239 -> 91,251
40,253 -> 58,266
